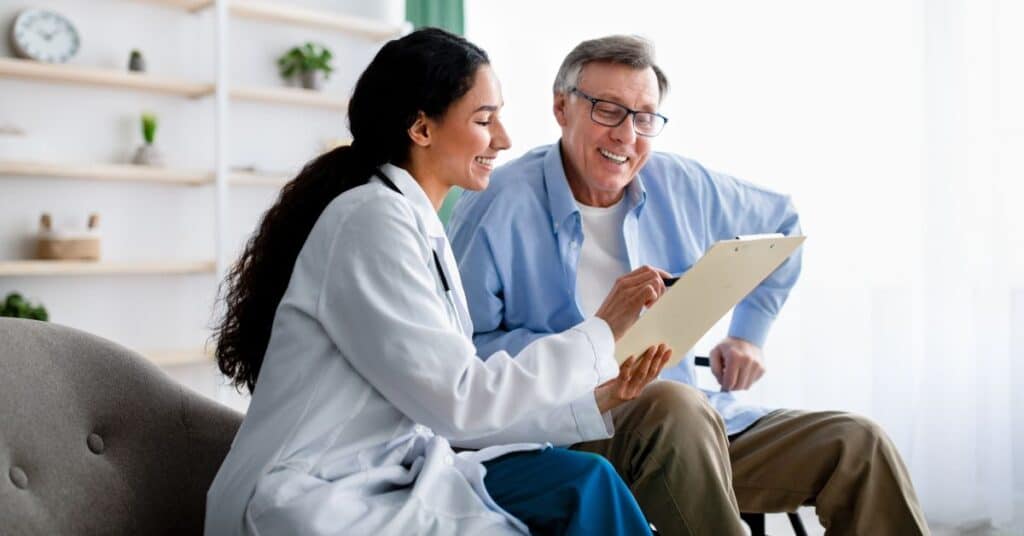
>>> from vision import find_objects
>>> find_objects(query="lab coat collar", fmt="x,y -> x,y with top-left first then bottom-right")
377,163 -> 446,239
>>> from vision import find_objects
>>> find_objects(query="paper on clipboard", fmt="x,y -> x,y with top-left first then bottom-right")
615,234 -> 805,366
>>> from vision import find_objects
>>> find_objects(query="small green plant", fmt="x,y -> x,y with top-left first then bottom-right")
141,113 -> 157,145
1,292 -> 48,321
277,42 -> 334,79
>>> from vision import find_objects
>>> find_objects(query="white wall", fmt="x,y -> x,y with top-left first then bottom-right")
0,0 -> 402,410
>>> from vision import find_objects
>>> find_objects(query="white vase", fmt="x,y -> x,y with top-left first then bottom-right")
300,70 -> 325,91
132,143 -> 164,166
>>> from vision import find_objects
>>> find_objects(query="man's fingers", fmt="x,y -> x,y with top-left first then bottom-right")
722,354 -> 740,391
710,347 -> 724,383
735,364 -> 752,391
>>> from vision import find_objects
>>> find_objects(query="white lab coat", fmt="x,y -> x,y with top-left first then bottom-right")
204,164 -> 619,536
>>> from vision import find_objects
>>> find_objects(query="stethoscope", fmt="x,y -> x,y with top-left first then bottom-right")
373,169 -> 462,328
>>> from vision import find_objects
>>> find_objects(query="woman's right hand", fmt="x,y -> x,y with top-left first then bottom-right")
595,343 -> 673,414
594,265 -> 672,341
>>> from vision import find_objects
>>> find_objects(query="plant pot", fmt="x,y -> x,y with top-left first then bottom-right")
132,143 -> 164,166
300,70 -> 325,91
128,51 -> 146,72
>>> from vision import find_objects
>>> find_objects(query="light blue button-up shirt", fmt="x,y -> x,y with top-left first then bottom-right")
448,143 -> 802,435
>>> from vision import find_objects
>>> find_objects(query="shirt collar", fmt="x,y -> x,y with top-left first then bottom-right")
378,163 -> 446,239
543,142 -> 648,235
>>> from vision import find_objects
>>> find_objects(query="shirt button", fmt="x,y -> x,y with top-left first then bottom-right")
444,455 -> 454,466
414,425 -> 428,435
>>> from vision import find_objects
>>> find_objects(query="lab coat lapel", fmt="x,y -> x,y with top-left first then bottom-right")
379,164 -> 473,337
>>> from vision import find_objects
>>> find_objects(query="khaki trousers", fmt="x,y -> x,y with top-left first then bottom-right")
572,381 -> 930,536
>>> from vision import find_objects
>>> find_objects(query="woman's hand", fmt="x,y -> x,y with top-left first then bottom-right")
595,343 -> 673,414
594,266 -> 672,341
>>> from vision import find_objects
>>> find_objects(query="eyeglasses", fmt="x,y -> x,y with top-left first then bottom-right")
569,87 -> 668,137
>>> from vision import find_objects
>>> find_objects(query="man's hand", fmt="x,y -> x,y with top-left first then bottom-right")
595,343 -> 672,413
709,336 -> 765,391
595,265 -> 672,341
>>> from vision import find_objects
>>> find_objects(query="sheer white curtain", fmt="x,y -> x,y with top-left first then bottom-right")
467,0 -> 1024,532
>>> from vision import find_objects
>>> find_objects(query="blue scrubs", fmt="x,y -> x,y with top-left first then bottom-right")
484,448 -> 652,535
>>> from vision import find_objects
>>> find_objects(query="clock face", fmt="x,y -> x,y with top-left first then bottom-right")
10,9 -> 81,63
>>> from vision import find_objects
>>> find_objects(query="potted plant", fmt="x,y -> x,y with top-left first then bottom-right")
277,42 -> 334,90
1,292 -> 48,321
132,112 -> 164,166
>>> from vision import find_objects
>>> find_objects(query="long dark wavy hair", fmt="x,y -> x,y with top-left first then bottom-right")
214,28 -> 490,393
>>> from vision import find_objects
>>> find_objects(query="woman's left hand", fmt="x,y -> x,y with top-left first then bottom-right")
594,343 -> 672,414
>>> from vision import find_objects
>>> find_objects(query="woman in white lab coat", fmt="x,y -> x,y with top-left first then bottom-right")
205,28 -> 671,535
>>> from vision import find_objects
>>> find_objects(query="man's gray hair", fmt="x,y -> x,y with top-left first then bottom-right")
552,35 -> 669,100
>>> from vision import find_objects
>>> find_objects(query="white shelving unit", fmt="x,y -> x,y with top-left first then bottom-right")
0,1 -> 407,369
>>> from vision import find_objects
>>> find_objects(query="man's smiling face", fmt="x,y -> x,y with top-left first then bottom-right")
554,61 -> 661,207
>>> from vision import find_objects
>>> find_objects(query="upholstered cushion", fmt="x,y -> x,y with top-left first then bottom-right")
0,318 -> 242,535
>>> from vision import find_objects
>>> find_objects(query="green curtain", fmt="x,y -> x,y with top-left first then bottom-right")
406,0 -> 465,225
406,0 -> 464,35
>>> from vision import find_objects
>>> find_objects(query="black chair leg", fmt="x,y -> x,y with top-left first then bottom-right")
741,512 -> 766,536
787,512 -> 808,536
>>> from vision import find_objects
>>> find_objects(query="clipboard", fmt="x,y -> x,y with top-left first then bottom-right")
615,234 -> 805,366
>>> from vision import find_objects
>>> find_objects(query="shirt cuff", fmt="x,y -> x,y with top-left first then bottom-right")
574,316 -> 618,382
569,393 -> 615,442
728,302 -> 775,348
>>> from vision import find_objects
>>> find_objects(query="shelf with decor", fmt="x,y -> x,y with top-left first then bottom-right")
0,58 -> 346,110
0,260 -> 216,277
0,57 -> 213,97
0,1 -> 404,374
0,160 -> 214,186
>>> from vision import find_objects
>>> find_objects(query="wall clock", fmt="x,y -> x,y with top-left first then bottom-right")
9,9 -> 81,63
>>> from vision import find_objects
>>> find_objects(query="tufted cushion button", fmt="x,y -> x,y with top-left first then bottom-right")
9,467 -> 27,489
87,433 -> 105,454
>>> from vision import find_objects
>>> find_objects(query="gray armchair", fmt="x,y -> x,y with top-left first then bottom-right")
0,318 -> 242,535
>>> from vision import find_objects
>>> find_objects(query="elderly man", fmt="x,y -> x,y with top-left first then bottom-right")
448,35 -> 928,535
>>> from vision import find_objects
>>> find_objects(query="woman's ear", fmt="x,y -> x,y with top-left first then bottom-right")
408,111 -> 431,147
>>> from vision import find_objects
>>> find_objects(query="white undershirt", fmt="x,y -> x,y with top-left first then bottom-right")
575,199 -> 632,318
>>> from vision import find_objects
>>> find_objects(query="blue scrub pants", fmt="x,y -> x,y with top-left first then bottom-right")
483,447 -> 652,535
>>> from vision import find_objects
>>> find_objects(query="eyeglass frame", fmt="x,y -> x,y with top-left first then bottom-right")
568,86 -> 669,137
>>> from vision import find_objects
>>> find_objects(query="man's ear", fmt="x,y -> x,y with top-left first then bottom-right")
553,92 -> 569,127
408,111 -> 431,147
